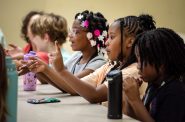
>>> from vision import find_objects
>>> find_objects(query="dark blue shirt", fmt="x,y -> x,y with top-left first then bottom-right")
144,79 -> 185,122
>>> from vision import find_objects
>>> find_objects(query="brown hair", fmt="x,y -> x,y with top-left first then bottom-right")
0,44 -> 8,122
31,13 -> 68,45
21,11 -> 44,42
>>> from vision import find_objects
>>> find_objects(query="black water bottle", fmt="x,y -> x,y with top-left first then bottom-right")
106,69 -> 122,119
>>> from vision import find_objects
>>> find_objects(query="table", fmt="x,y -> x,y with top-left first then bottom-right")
18,78 -> 139,122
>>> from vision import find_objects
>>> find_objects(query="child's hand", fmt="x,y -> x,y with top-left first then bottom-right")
17,60 -> 30,76
5,44 -> 24,59
26,57 -> 48,73
123,77 -> 141,103
48,41 -> 65,72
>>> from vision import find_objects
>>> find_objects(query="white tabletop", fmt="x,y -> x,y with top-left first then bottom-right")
18,78 -> 139,122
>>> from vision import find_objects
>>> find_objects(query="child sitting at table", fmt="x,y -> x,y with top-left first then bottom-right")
123,28 -> 185,122
26,13 -> 156,110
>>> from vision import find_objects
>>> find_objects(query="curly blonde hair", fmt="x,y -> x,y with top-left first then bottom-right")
31,13 -> 68,45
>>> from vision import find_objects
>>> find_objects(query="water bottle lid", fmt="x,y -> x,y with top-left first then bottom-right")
29,51 -> 36,55
106,70 -> 121,78
6,56 -> 17,71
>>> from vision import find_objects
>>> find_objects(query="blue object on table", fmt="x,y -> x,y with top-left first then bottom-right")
27,97 -> 61,104
6,56 -> 18,122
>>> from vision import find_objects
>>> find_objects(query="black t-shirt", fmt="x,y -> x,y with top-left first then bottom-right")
144,80 -> 185,122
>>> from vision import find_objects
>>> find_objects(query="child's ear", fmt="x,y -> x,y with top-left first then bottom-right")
159,64 -> 165,75
127,36 -> 135,48
44,33 -> 50,42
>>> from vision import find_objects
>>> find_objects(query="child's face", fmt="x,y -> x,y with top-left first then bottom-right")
106,21 -> 132,61
105,21 -> 121,61
27,14 -> 40,43
135,47 -> 159,83
31,35 -> 48,52
68,20 -> 90,51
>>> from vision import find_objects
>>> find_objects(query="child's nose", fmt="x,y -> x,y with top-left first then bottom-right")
105,39 -> 109,46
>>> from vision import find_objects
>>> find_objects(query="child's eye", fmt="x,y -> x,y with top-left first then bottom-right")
108,35 -> 114,40
74,31 -> 80,35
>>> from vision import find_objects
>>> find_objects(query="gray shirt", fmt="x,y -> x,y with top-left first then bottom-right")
65,52 -> 106,74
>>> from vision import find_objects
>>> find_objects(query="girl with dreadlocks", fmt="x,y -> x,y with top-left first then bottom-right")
27,14 -> 155,107
0,44 -> 8,122
123,28 -> 185,122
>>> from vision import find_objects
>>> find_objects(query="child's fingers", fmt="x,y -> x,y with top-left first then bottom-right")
24,60 -> 37,68
136,78 -> 143,87
28,62 -> 38,71
18,68 -> 29,76
29,56 -> 38,60
8,44 -> 17,49
20,60 -> 28,64
55,41 -> 60,53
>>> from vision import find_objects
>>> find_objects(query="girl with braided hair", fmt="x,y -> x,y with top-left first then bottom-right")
62,10 -> 108,77
27,13 -> 156,110
0,44 -> 8,122
123,28 -> 185,122
25,10 -> 107,90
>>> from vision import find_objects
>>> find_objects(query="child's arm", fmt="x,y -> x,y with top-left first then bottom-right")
123,77 -> 155,122
27,41 -> 108,102
27,57 -> 108,103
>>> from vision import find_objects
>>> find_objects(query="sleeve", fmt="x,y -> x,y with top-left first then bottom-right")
23,44 -> 32,53
81,63 -> 109,87
85,55 -> 107,71
121,63 -> 147,98
121,63 -> 140,80
36,52 -> 49,64
64,52 -> 81,71
155,94 -> 185,122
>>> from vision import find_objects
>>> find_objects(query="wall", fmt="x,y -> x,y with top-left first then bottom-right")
0,0 -> 185,52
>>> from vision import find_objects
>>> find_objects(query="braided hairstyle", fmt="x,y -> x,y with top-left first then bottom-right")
114,14 -> 156,69
75,10 -> 109,54
0,44 -> 8,122
135,28 -> 185,82
21,11 -> 44,42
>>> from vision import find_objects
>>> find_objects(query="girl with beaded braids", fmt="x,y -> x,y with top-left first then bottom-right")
26,14 -> 155,108
62,10 -> 108,76
123,28 -> 185,122
25,10 -> 107,89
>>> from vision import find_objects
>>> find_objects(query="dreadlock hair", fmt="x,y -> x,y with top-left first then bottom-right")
75,10 -> 109,53
135,28 -> 185,83
113,14 -> 156,70
21,11 -> 44,42
0,44 -> 8,122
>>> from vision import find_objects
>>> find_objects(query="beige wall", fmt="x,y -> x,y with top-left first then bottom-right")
0,0 -> 185,52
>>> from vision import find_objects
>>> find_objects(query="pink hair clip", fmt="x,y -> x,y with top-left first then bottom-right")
83,20 -> 89,28
94,29 -> 100,37
81,20 -> 89,28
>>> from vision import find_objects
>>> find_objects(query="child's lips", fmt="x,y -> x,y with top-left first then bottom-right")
70,42 -> 75,46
